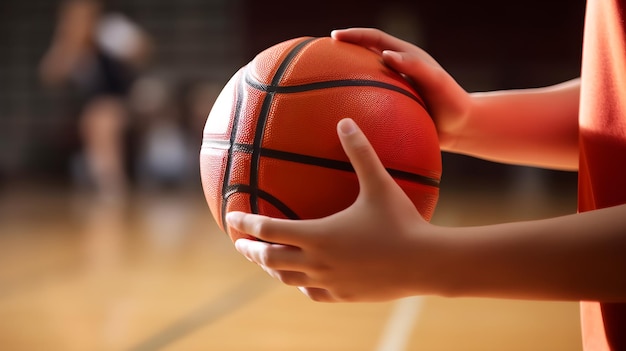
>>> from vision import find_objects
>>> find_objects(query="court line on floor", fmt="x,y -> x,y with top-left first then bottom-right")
374,296 -> 424,351
127,272 -> 274,351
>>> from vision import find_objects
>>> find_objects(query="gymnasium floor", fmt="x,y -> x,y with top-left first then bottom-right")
0,172 -> 583,351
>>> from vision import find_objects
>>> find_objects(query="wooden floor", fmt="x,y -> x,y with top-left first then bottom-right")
0,174 -> 583,351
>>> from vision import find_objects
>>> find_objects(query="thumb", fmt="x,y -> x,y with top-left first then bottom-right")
337,118 -> 393,197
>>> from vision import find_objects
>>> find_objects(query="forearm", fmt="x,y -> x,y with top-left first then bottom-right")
429,204 -> 626,301
443,79 -> 580,170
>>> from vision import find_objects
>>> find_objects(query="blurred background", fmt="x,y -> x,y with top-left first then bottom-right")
0,0 -> 585,350
0,0 -> 583,192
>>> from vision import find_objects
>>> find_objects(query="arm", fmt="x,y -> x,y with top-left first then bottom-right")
439,204 -> 626,301
331,28 -> 580,171
458,81 -> 579,170
227,118 -> 626,303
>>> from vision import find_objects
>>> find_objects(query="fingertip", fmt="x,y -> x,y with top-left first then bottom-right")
234,237 -> 247,251
298,287 -> 335,302
382,50 -> 402,62
234,238 -> 256,262
336,117 -> 390,194
330,28 -> 347,38
225,211 -> 244,228
337,118 -> 358,136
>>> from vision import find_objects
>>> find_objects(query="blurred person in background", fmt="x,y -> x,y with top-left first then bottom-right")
39,0 -> 152,203
128,75 -> 196,191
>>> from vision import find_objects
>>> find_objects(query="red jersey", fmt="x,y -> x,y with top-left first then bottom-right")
579,0 -> 626,349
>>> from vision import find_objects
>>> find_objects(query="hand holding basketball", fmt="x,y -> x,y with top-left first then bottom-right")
331,28 -> 471,150
200,32 -> 445,301
200,35 -> 442,243
227,118 -> 442,303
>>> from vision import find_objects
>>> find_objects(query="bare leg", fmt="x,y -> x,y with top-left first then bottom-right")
79,96 -> 129,202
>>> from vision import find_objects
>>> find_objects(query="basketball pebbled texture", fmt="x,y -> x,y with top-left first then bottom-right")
200,36 -> 442,242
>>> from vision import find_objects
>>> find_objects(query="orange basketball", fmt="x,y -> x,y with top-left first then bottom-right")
200,36 -> 442,242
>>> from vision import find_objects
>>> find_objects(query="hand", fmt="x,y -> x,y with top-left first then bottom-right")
330,28 -> 471,150
226,118 -> 444,302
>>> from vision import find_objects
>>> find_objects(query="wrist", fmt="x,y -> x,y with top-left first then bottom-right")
434,92 -> 474,153
402,224 -> 466,297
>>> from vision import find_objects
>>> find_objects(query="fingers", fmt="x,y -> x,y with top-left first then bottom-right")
226,211 -> 315,245
331,28 -> 413,53
235,238 -> 318,288
298,287 -> 336,303
337,118 -> 393,197
332,27 -> 440,75
234,238 -> 304,270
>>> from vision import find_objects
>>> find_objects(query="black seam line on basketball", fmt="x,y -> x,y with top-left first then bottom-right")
271,37 -> 318,86
224,184 -> 301,220
220,71 -> 246,232
245,75 -> 427,111
246,76 -> 425,110
201,140 -> 253,154
202,139 -> 441,188
249,37 -> 318,215
260,147 -> 440,188
200,140 -> 252,154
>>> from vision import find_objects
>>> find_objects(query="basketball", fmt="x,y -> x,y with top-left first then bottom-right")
200,36 -> 442,242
